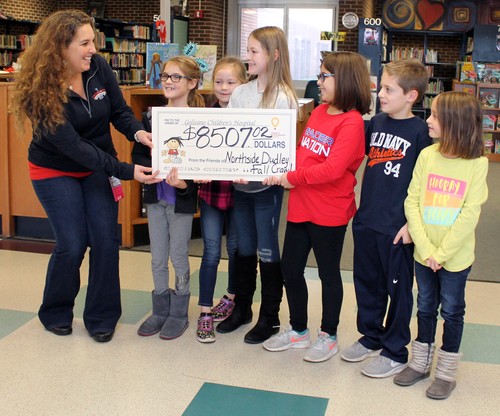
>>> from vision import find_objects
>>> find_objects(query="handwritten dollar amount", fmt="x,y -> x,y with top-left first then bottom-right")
182,125 -> 272,149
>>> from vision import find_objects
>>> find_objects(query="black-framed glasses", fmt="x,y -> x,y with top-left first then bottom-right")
160,73 -> 192,83
317,72 -> 335,82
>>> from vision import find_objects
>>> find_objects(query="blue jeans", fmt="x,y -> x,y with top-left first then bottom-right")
233,186 -> 283,263
415,262 -> 470,353
32,172 -> 121,336
198,199 -> 237,307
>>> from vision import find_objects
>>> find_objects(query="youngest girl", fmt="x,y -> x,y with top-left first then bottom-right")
395,91 -> 488,399
196,57 -> 247,343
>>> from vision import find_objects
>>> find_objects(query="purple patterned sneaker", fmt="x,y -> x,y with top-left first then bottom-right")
211,295 -> 235,322
196,314 -> 215,343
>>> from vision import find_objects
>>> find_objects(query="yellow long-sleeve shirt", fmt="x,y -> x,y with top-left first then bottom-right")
404,144 -> 488,271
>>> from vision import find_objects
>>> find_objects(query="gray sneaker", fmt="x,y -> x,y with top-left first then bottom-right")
341,341 -> 381,362
303,331 -> 339,363
361,355 -> 407,378
263,328 -> 311,352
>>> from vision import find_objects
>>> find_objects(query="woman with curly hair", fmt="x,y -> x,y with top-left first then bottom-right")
11,9 -> 160,343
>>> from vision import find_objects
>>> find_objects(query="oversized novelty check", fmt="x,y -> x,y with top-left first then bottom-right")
151,107 -> 297,180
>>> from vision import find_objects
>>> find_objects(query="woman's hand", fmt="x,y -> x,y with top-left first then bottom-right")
166,167 -> 187,189
135,130 -> 153,149
134,165 -> 162,184
233,178 -> 249,185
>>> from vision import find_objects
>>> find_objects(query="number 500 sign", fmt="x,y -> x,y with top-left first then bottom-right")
151,107 -> 297,180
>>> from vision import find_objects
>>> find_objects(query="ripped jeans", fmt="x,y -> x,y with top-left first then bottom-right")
233,186 -> 283,263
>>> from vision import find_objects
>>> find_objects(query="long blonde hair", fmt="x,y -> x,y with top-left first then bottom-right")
11,10 -> 95,136
164,56 -> 205,108
248,26 -> 298,109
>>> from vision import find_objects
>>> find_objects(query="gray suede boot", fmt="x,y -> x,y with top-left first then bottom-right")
394,341 -> 435,386
159,292 -> 190,340
137,289 -> 172,336
426,348 -> 462,400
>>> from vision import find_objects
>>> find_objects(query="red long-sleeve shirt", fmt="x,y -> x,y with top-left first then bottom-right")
287,104 -> 365,226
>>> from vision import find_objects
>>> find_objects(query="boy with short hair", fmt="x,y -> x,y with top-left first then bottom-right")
341,59 -> 432,378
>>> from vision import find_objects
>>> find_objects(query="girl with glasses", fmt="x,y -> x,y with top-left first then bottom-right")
132,56 -> 203,340
262,52 -> 372,363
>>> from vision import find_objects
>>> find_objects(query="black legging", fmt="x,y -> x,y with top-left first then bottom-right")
281,221 -> 346,335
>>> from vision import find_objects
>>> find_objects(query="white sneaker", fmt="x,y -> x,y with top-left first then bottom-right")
341,341 -> 381,362
263,328 -> 311,352
303,330 -> 339,363
361,355 -> 407,378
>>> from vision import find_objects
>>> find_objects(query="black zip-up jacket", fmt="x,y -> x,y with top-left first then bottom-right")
131,109 -> 198,214
28,54 -> 144,180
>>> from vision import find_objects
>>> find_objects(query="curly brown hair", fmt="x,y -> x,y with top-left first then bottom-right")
11,10 -> 94,136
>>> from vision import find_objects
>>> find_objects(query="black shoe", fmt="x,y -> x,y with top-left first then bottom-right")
91,331 -> 114,343
48,325 -> 72,336
244,320 -> 279,344
216,308 -> 252,334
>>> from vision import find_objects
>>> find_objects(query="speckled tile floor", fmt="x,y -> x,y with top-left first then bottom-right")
1,245 -> 499,416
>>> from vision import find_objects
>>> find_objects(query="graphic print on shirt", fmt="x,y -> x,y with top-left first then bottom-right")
300,126 -> 334,157
367,132 -> 411,166
423,174 -> 467,226
92,89 -> 107,100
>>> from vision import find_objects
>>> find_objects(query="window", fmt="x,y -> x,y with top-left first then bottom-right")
228,1 -> 338,81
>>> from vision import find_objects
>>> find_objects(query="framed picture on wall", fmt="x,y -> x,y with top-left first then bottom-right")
86,0 -> 107,19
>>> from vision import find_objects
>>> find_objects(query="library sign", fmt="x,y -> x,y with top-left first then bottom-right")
151,107 -> 297,180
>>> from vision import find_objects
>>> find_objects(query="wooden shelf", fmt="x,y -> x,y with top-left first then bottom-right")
486,153 -> 500,162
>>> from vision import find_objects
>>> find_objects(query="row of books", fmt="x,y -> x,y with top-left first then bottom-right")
388,48 -> 438,63
457,61 -> 500,84
0,34 -> 34,50
0,50 -> 13,66
111,68 -> 146,84
100,52 -> 145,68
483,115 -> 500,131
122,25 -> 151,40
422,96 -> 435,109
426,80 -> 444,94
105,37 -> 148,53
390,47 -> 424,61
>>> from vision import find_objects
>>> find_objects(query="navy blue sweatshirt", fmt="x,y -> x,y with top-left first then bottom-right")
28,54 -> 144,180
